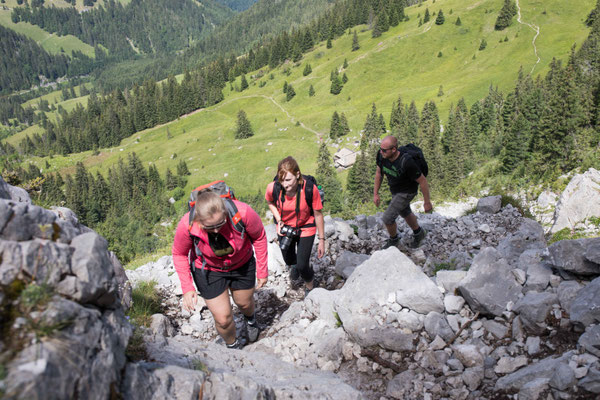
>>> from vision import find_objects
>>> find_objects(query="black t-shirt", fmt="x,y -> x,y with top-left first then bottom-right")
376,151 -> 422,194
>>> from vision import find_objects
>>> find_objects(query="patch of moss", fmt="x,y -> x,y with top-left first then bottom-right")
548,228 -> 589,245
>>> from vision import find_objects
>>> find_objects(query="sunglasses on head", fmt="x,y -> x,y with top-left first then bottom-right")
201,218 -> 227,230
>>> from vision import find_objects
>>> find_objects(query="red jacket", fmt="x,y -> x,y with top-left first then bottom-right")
172,200 -> 268,294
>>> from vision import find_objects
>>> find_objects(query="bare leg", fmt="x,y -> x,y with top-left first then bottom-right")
404,213 -> 419,231
204,289 -> 236,345
231,287 -> 256,318
385,221 -> 398,237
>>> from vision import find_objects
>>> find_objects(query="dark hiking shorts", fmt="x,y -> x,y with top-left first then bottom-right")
382,192 -> 417,225
191,257 -> 256,300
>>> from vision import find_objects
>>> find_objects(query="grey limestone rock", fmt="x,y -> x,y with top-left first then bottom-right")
386,370 -> 417,399
70,232 -> 119,307
122,363 -> 206,400
452,344 -> 484,368
334,247 -> 441,350
513,291 -> 558,334
477,195 -> 502,214
497,218 -> 546,265
551,168 -> 600,233
494,356 -> 528,374
578,324 -> 600,358
586,241 -> 600,264
424,311 -> 454,342
545,238 -> 600,276
557,280 -> 583,312
550,362 -> 576,391
526,262 -> 552,291
436,269 -> 468,294
458,247 -> 522,317
334,250 -> 369,279
482,319 -> 508,339
570,276 -> 600,328
495,352 -> 573,391
579,366 -> 600,393
150,314 -> 175,337
444,294 -> 465,314
518,378 -> 550,400
0,175 -> 31,203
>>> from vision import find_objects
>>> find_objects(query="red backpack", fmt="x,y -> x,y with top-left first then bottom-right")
187,181 -> 246,272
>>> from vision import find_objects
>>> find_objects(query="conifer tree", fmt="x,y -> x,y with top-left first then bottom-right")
342,73 -> 349,84
423,8 -> 430,23
340,113 -> 350,136
235,109 -> 254,139
283,81 -> 288,94
177,160 -> 191,177
495,0 -> 517,30
240,74 -> 249,91
455,17 -> 462,26
330,111 -> 342,139
303,63 -> 312,76
316,142 -> 343,213
435,9 -> 445,25
309,85 -> 315,97
479,39 -> 487,50
286,84 -> 296,101
343,58 -> 349,69
327,37 -> 332,49
330,74 -> 343,95
372,16 -> 382,38
501,112 -> 528,173
352,30 -> 360,51
165,168 -> 177,190
438,85 -> 444,96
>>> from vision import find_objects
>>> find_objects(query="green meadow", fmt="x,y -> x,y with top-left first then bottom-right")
13,0 -> 595,199
0,2 -> 95,58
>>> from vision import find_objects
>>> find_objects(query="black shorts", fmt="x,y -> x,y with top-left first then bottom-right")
191,257 -> 256,300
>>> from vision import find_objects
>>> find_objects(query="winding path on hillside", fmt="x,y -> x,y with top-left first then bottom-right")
516,0 -> 541,75
154,94 -> 323,140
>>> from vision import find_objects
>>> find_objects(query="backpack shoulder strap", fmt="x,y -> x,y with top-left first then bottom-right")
223,198 -> 246,239
303,176 -> 315,215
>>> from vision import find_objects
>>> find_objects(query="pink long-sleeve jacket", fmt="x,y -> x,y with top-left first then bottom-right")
172,200 -> 268,295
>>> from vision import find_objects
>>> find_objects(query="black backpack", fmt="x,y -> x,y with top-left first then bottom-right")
398,143 -> 429,177
271,174 -> 324,219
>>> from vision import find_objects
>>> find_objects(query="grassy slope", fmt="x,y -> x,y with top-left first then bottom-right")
0,0 -> 96,57
12,0 -> 594,198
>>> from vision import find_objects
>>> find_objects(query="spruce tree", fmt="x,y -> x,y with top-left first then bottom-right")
316,142 -> 343,213
327,37 -> 332,49
330,111 -> 341,139
340,113 -> 350,136
372,16 -> 382,38
435,9 -> 445,25
303,63 -> 312,76
343,58 -> 349,69
165,168 -> 177,190
309,85 -> 315,97
342,73 -> 349,84
283,81 -> 288,94
177,160 -> 191,176
455,17 -> 462,26
495,0 -> 517,30
330,75 -> 343,95
235,110 -> 254,139
423,8 -> 430,23
286,84 -> 296,101
479,39 -> 487,50
352,30 -> 360,51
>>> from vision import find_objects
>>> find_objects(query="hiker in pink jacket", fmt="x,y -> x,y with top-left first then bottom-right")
172,190 -> 268,349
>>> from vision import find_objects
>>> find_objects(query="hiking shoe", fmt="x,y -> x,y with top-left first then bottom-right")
246,321 -> 261,343
226,338 -> 244,349
289,265 -> 300,281
409,228 -> 427,249
383,235 -> 400,249
304,281 -> 319,297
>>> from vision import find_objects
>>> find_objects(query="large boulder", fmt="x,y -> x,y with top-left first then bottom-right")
497,219 -> 546,265
570,276 -> 600,328
477,195 -> 502,214
513,292 -> 559,334
551,168 -> 600,233
334,247 -> 443,350
495,352 -> 574,391
140,336 -> 363,399
0,175 -> 31,203
544,238 -> 600,276
458,247 -> 523,317
1,201 -> 131,400
334,250 -> 369,279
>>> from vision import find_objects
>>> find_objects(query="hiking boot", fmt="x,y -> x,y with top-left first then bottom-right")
383,235 -> 400,249
409,228 -> 427,249
225,338 -> 244,349
246,321 -> 261,343
304,280 -> 319,297
289,265 -> 300,281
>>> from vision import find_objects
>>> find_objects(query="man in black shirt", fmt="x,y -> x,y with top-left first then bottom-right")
374,135 -> 432,248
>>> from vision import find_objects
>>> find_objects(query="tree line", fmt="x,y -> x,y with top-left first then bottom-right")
0,25 -> 94,94
11,0 -> 232,61
11,66 -> 225,156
